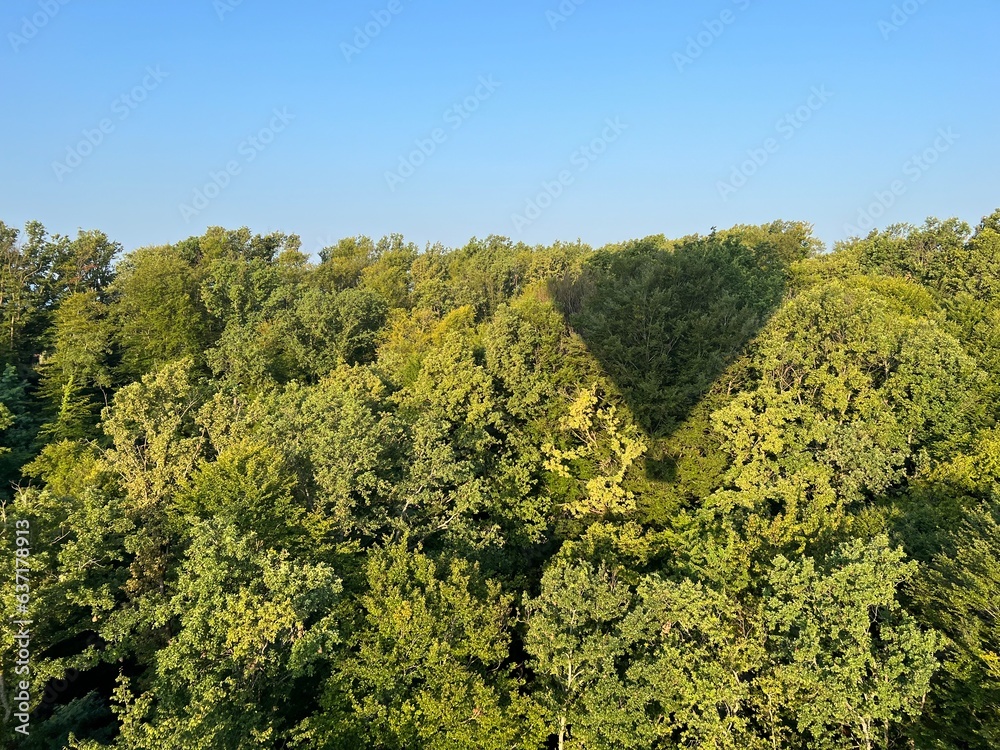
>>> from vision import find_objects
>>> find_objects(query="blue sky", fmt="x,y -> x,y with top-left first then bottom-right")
1,0 -> 997,255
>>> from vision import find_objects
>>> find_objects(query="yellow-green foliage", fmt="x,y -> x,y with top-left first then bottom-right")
1,214 -> 999,749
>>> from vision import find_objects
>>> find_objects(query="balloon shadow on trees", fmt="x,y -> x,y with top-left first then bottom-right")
550,228 -> 809,482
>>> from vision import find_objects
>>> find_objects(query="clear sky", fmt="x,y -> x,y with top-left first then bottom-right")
1,0 -> 997,255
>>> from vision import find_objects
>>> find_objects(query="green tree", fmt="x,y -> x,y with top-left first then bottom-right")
113,520 -> 342,749
762,537 -> 938,750
304,542 -> 540,749
111,246 -> 212,379
37,291 -> 114,441
622,576 -> 766,749
0,365 -> 40,496
525,557 -> 632,749
912,497 -> 1000,748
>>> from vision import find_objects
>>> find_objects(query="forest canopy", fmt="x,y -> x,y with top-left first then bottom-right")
2,212 -> 1000,749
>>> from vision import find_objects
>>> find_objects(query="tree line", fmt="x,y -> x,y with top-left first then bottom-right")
1,212 -> 999,748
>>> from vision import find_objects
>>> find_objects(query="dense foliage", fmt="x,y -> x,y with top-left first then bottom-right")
1,213 -> 999,748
